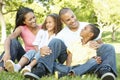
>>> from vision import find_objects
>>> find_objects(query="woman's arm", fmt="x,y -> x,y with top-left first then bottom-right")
66,50 -> 72,66
1,27 -> 21,62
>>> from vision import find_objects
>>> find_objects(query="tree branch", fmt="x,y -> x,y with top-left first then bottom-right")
2,9 -> 17,15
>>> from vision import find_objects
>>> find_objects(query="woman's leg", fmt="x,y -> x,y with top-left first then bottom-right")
10,39 -> 25,61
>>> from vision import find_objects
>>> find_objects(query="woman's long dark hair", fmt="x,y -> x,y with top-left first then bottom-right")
13,7 -> 34,32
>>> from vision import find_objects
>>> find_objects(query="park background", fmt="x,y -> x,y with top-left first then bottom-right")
0,0 -> 120,80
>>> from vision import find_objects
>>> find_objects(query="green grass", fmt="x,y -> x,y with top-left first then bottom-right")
0,31 -> 120,80
0,54 -> 120,80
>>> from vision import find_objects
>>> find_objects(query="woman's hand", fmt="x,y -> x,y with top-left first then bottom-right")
0,52 -> 11,66
40,46 -> 52,57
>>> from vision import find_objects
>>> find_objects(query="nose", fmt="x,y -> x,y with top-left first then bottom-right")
71,18 -> 75,23
32,18 -> 36,23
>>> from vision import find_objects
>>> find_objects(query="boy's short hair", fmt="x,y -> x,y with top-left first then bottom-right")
88,24 -> 100,40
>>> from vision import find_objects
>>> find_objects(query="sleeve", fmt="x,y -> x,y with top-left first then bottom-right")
32,30 -> 43,46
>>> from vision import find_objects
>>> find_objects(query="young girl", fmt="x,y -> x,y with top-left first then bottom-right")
5,13 -> 63,74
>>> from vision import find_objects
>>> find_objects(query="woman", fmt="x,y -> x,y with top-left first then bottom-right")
0,7 -> 42,72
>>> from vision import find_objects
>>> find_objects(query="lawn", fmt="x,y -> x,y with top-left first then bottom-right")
0,31 -> 120,80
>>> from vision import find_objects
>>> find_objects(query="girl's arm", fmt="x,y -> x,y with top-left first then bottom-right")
1,27 -> 21,62
66,50 -> 72,66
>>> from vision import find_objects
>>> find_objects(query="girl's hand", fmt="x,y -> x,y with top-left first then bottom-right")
93,56 -> 102,64
40,46 -> 52,57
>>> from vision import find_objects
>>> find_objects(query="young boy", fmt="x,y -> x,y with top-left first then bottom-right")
54,24 -> 101,79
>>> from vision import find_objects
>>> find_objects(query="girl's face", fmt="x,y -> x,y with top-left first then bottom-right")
80,25 -> 93,38
23,12 -> 37,28
46,16 -> 55,32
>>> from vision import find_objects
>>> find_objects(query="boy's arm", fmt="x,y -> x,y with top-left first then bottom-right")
66,50 -> 72,66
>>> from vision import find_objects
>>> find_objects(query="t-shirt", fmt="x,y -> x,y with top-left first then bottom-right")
56,22 -> 102,47
32,29 -> 55,49
67,40 -> 96,66
20,25 -> 41,51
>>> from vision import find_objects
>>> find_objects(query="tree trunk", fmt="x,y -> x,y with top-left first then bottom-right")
0,0 -> 6,44
112,26 -> 116,41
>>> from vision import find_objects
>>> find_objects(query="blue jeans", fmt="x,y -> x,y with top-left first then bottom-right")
54,58 -> 98,76
24,50 -> 41,62
32,39 -> 117,78
95,44 -> 117,77
0,39 -> 25,67
31,38 -> 67,77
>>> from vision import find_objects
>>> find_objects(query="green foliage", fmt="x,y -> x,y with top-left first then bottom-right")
102,31 -> 120,43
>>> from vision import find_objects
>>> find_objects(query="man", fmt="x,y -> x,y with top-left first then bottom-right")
24,8 -> 117,80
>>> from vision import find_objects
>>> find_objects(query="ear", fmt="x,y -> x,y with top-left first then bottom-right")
89,32 -> 94,38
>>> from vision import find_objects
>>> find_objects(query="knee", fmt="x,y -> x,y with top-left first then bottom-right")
11,38 -> 19,45
98,44 -> 115,52
49,38 -> 64,46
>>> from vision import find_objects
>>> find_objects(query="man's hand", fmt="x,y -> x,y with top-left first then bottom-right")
40,46 -> 52,57
89,41 -> 101,49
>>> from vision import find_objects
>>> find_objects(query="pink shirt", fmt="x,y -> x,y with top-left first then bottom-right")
20,25 -> 41,52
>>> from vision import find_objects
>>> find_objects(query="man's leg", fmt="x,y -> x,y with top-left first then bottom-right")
95,44 -> 117,80
24,39 -> 67,79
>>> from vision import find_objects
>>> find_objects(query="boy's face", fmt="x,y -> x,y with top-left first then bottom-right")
80,25 -> 93,38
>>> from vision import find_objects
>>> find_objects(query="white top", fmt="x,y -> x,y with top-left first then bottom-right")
33,29 -> 55,49
56,22 -> 102,47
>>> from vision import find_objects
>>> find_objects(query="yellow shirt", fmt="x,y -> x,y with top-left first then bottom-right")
67,40 -> 96,66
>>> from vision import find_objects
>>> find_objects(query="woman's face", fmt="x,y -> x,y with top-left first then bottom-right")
46,16 -> 55,32
23,12 -> 37,28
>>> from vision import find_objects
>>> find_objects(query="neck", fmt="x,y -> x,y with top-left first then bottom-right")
48,30 -> 54,38
81,37 -> 91,45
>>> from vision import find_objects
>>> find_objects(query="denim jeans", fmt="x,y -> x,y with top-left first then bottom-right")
95,44 -> 117,77
24,50 -> 40,62
54,58 -> 99,76
32,38 -> 67,76
32,39 -> 117,78
0,39 -> 25,67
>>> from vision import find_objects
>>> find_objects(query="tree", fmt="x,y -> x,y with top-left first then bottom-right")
0,0 -> 6,44
93,0 -> 120,41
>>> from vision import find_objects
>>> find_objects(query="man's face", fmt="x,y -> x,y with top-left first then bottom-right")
60,10 -> 79,29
